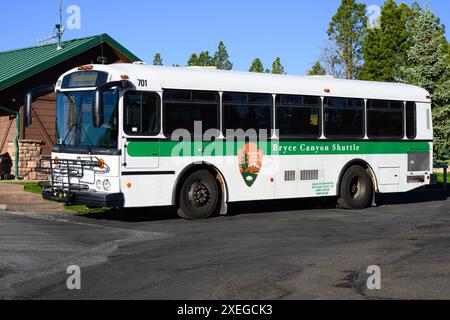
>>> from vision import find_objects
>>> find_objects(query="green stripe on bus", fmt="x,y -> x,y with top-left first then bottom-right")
127,141 -> 431,157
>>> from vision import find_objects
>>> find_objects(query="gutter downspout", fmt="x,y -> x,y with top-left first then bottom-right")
0,105 -> 20,180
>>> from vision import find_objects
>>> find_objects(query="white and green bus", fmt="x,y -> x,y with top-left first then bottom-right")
25,64 -> 436,219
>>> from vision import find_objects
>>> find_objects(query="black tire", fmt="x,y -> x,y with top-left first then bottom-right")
177,169 -> 220,220
337,165 -> 373,210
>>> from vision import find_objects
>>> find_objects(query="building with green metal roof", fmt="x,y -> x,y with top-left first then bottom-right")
0,33 -> 140,180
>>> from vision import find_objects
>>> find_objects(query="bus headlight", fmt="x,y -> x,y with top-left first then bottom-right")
103,179 -> 111,191
96,180 -> 102,190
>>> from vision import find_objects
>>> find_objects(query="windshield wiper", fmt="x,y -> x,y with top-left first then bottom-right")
57,123 -> 76,153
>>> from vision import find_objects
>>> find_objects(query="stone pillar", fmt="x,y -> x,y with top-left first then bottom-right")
17,140 -> 50,181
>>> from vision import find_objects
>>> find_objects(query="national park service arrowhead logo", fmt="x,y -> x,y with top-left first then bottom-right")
238,143 -> 263,187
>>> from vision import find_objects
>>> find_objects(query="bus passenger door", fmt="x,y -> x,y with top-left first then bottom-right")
122,139 -> 159,169
121,91 -> 161,170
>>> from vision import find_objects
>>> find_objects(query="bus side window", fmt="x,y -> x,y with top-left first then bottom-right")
367,99 -> 404,139
406,102 -> 416,139
276,94 -> 321,138
124,91 -> 160,136
323,97 -> 364,138
223,92 -> 272,139
163,89 -> 220,140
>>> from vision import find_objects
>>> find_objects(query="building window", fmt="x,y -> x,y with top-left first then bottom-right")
324,97 -> 364,138
124,91 -> 160,136
406,102 -> 416,139
163,89 -> 219,137
367,100 -> 404,139
223,92 -> 273,138
276,95 -> 321,138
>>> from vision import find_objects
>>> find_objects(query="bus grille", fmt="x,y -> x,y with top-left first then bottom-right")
284,171 -> 296,181
300,170 -> 319,181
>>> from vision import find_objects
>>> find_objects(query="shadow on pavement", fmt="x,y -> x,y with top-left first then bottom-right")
376,187 -> 449,206
78,187 -> 448,223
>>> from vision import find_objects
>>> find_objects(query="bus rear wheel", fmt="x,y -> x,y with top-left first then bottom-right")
337,165 -> 373,210
177,169 -> 220,220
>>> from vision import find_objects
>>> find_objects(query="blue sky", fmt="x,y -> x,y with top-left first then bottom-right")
1,0 -> 449,75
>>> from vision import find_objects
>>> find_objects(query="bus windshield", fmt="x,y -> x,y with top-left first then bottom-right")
56,90 -> 119,151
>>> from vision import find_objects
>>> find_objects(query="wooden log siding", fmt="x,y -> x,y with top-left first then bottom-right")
0,116 -> 15,154
24,92 -> 56,155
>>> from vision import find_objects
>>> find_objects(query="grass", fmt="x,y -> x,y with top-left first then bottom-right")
7,181 -> 109,214
23,182 -> 44,195
435,172 -> 447,184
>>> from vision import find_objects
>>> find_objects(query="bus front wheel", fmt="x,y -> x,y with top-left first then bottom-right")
337,165 -> 373,210
177,169 -> 220,220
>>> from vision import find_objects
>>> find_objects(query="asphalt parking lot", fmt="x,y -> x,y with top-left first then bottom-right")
1,188 -> 450,300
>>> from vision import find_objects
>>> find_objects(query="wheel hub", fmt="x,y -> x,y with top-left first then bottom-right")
188,181 -> 210,208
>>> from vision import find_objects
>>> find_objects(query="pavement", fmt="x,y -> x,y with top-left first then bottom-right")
0,183 -> 66,213
0,188 -> 449,300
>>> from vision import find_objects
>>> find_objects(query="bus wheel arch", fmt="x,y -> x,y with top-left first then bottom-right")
336,159 -> 378,209
173,162 -> 229,217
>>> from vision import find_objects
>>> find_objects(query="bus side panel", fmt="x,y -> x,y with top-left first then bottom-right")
119,148 -> 431,208
272,155 -> 328,200
204,156 -> 276,203
121,174 -> 177,207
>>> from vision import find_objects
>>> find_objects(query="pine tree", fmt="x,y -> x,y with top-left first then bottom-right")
249,58 -> 264,73
187,53 -> 198,66
152,53 -> 163,66
213,41 -> 233,70
187,51 -> 215,67
308,61 -> 326,76
327,0 -> 367,79
271,57 -> 285,74
359,0 -> 410,82
402,6 -> 450,162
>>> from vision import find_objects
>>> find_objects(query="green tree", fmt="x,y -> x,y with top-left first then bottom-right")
213,41 -> 233,70
187,51 -> 215,67
327,0 -> 367,79
308,61 -> 326,76
249,58 -> 264,73
152,53 -> 163,66
359,0 -> 410,82
271,57 -> 285,74
447,41 -> 450,65
402,6 -> 450,162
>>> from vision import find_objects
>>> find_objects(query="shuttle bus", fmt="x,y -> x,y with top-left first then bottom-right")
25,64 -> 435,219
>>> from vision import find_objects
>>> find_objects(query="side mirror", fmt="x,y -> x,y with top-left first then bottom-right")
93,80 -> 131,128
24,84 -> 55,127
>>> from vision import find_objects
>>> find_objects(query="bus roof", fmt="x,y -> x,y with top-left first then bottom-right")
59,64 -> 431,103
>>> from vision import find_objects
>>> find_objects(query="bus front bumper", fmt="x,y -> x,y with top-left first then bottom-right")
43,190 -> 124,208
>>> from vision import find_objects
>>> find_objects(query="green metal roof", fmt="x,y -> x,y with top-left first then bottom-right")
0,33 -> 141,91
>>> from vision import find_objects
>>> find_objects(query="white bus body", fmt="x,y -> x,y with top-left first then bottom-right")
29,64 -> 435,219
